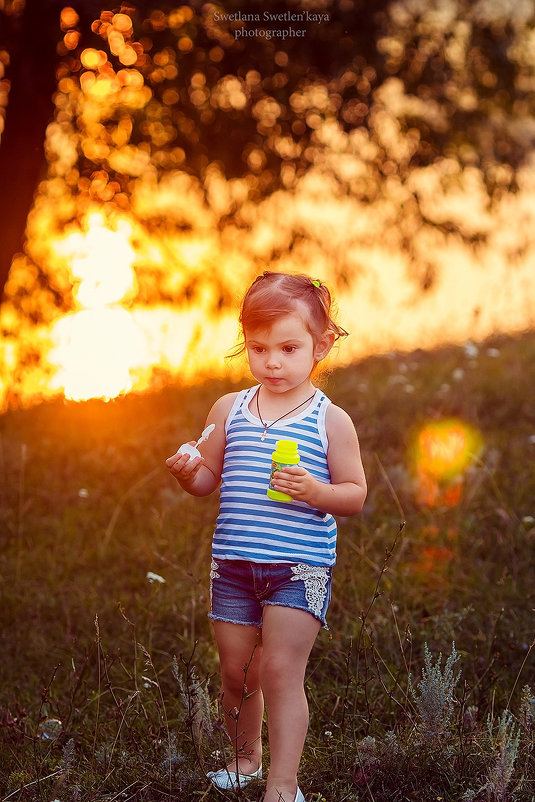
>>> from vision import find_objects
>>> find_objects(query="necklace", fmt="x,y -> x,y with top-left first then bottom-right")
255,387 -> 316,441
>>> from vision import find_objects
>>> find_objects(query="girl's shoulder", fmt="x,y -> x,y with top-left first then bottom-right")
211,391 -> 240,418
325,401 -> 358,434
210,386 -> 257,419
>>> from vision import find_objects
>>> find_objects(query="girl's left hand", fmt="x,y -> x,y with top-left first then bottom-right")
271,465 -> 317,504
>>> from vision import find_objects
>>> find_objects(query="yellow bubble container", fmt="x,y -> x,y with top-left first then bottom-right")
267,440 -> 300,502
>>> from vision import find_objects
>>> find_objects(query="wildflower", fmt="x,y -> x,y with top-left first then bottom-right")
520,685 -> 535,728
464,342 -> 478,358
485,710 -> 520,800
463,705 -> 478,731
354,734 -> 379,786
409,642 -> 460,740
161,732 -> 185,772
388,373 -> 408,386
60,738 -> 75,776
173,657 -> 215,751
522,516 -> 534,525
324,730 -> 333,738
146,571 -> 165,583
384,730 -> 400,756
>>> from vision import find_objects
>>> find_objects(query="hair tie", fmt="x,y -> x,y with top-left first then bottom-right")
312,279 -> 321,288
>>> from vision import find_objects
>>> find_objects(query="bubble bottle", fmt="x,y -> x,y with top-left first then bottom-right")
267,440 -> 300,502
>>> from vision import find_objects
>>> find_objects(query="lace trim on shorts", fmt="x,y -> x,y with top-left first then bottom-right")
210,559 -> 220,604
290,563 -> 329,619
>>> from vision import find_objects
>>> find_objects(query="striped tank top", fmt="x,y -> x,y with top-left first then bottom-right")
212,385 -> 337,567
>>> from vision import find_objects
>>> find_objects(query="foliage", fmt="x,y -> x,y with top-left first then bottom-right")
1,331 -> 535,799
3,0 -> 535,318
2,1 -> 535,410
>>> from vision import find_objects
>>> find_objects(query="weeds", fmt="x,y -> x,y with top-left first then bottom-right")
173,647 -> 215,771
409,641 -> 461,741
485,710 -> 521,801
1,334 -> 535,799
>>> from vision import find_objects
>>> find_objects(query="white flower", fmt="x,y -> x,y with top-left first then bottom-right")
389,374 -> 408,385
146,571 -> 166,584
522,516 -> 534,525
464,342 -> 479,358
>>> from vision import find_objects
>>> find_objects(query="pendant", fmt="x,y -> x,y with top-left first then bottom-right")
261,428 -> 267,441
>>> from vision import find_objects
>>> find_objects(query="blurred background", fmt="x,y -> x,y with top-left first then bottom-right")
1,0 -> 534,408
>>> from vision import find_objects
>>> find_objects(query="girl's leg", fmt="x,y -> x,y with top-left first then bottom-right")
260,605 -> 321,802
212,621 -> 264,774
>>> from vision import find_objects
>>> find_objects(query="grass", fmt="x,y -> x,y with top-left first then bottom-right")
1,332 -> 535,801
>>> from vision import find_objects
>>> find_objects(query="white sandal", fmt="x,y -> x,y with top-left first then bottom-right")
207,765 -> 262,790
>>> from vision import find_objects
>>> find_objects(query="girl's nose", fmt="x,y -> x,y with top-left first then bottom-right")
265,352 -> 281,369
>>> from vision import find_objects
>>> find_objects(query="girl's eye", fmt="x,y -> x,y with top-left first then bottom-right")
283,345 -> 296,353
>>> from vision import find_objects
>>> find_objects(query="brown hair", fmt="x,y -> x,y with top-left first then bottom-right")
232,271 -> 348,356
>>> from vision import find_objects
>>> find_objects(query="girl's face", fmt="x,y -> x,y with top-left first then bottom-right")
245,308 -> 333,394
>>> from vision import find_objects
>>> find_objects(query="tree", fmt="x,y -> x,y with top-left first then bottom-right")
0,0 -> 119,300
0,0 -> 62,299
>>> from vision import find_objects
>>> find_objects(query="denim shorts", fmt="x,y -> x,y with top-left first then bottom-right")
208,559 -> 332,630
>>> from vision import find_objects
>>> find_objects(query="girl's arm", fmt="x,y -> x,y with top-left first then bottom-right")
165,393 -> 237,497
271,403 -> 367,515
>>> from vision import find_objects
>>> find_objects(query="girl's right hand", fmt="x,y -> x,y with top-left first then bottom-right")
166,444 -> 204,482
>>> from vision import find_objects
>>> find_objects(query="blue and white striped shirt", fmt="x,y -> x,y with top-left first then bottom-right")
212,385 -> 337,567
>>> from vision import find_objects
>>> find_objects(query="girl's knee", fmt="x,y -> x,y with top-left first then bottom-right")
220,659 -> 260,698
260,653 -> 302,692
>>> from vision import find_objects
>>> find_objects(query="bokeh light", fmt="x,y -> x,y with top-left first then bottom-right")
410,419 -> 483,507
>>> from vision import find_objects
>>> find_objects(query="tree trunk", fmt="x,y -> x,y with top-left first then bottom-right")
0,0 -> 63,300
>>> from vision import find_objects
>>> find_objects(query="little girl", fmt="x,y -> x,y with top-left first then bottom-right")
166,272 -> 367,802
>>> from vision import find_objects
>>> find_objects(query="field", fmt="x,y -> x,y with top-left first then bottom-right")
1,333 -> 535,801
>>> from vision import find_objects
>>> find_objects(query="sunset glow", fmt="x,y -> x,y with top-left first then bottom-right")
44,215 -> 142,400
54,214 -> 137,307
49,307 -> 146,401
42,214 -> 242,402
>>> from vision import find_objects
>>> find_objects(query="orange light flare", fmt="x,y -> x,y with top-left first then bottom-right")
410,418 -> 483,507
405,524 -> 459,587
